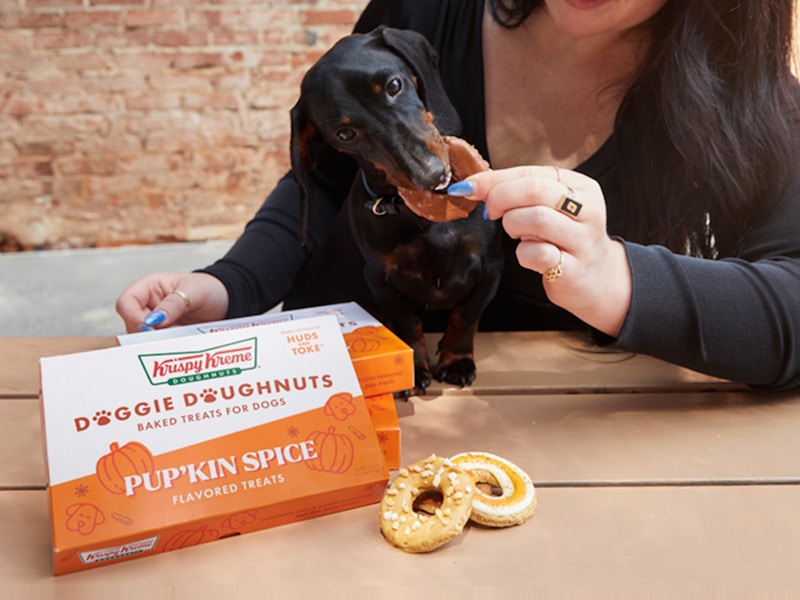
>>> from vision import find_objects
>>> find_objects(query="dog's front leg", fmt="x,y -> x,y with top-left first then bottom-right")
398,318 -> 433,394
434,307 -> 480,387
362,264 -> 433,394
434,266 -> 502,387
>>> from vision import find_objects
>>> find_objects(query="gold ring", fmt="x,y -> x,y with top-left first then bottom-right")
171,289 -> 191,311
543,250 -> 564,282
556,186 -> 583,218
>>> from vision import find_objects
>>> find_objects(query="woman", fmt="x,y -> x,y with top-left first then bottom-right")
116,0 -> 800,390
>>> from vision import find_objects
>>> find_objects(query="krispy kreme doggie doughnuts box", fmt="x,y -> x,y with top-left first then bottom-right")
117,302 -> 414,398
40,315 -> 389,575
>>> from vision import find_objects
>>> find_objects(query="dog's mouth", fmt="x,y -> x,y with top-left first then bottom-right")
393,136 -> 489,222
391,163 -> 451,194
434,171 -> 452,192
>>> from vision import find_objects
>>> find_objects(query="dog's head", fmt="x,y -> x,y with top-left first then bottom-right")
290,26 -> 462,243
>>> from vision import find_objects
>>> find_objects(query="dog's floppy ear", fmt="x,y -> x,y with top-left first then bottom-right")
289,96 -> 317,246
378,27 -> 462,136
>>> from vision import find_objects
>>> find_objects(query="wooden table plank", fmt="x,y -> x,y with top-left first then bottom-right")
0,332 -> 735,398
3,486 -> 799,592
6,389 -> 799,489
0,337 -> 114,398
399,390 -> 800,485
0,399 -> 46,489
463,330 -> 737,394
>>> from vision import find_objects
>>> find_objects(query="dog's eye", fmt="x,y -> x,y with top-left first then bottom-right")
335,127 -> 357,142
386,78 -> 402,97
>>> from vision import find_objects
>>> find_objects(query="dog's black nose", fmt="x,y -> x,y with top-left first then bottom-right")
415,155 -> 450,191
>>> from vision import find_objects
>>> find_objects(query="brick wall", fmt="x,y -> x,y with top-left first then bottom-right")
0,0 -> 367,251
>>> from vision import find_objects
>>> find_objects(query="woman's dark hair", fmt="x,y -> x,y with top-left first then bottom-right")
489,0 -> 800,256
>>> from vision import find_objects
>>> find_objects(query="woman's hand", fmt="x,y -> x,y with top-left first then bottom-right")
450,166 -> 632,337
115,272 -> 229,333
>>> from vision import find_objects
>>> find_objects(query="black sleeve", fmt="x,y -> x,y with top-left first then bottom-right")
609,176 -> 800,391
200,148 -> 356,318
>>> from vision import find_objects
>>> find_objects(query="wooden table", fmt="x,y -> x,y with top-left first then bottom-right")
2,333 -> 799,597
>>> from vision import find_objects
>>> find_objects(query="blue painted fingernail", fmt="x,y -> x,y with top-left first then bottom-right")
139,325 -> 154,332
482,204 -> 491,220
447,180 -> 475,197
143,310 -> 166,327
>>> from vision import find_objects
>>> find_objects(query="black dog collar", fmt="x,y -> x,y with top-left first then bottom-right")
361,171 -> 401,216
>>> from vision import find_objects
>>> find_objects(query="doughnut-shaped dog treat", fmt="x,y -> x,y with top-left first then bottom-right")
397,136 -> 489,222
450,452 -> 536,527
379,454 -> 474,553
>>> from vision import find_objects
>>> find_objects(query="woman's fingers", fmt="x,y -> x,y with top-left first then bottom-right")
450,164 -> 631,336
116,272 -> 229,333
452,166 -> 595,223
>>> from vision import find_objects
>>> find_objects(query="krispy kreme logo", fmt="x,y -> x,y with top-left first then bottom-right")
138,337 -> 258,386
80,536 -> 159,565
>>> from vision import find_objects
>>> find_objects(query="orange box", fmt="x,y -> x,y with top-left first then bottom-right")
40,315 -> 389,575
365,394 -> 401,469
118,302 -> 414,397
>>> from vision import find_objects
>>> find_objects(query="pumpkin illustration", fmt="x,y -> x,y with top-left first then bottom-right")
305,426 -> 354,474
323,392 -> 356,421
162,524 -> 220,552
352,325 -> 379,337
96,441 -> 156,495
344,328 -> 382,354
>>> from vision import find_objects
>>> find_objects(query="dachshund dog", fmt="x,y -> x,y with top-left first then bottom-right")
289,27 -> 503,392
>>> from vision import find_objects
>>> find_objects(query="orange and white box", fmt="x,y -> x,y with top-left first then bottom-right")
40,315 -> 389,575
365,393 -> 401,470
117,302 -> 414,397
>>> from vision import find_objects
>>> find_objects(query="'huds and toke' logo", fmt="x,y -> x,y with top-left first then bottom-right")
138,337 -> 258,386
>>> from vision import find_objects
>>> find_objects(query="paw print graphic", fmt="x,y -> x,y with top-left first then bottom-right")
201,388 -> 217,403
92,410 -> 112,426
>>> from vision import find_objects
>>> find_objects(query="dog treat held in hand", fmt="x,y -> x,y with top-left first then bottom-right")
450,452 -> 536,527
397,136 -> 489,222
379,454 -> 474,553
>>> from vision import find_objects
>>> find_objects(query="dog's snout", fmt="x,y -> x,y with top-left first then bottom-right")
415,154 -> 451,191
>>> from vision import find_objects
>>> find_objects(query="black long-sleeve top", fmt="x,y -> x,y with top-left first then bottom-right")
202,0 -> 800,390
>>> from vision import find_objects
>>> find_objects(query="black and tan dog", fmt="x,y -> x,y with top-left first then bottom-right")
289,27 -> 502,392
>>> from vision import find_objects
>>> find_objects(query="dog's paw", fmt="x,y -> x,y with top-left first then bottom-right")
414,365 -> 434,395
433,357 -> 476,388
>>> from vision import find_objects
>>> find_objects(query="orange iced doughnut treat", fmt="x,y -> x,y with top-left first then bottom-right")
450,452 -> 536,527
397,136 -> 489,222
378,454 -> 474,553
